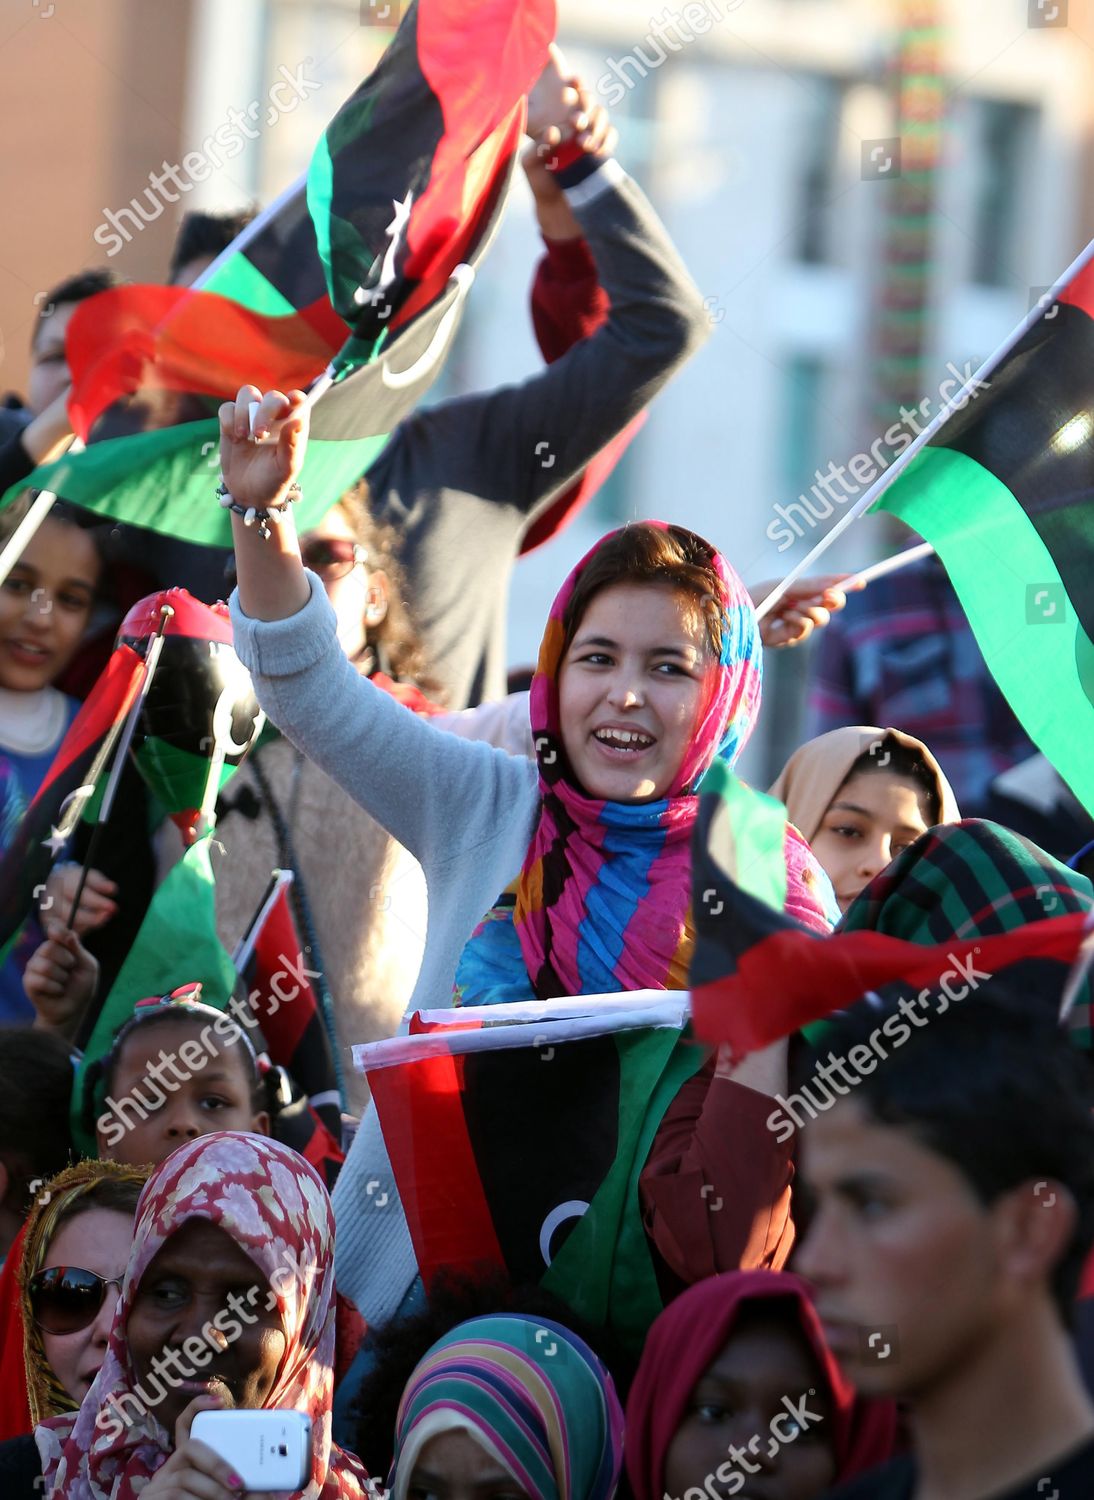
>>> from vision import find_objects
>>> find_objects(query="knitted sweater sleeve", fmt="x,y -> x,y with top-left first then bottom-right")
229,573 -> 534,870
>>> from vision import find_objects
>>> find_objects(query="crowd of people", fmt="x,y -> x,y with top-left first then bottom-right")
0,42 -> 1092,1500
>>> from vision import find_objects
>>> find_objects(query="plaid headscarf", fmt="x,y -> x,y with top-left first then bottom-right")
839,819 -> 1094,1046
455,523 -> 833,1005
19,1161 -> 149,1426
388,1314 -> 624,1500
37,1133 -> 370,1499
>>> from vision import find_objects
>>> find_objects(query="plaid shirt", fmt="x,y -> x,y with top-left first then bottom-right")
807,557 -> 1035,816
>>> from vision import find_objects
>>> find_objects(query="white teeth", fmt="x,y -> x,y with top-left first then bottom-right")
594,728 -> 654,750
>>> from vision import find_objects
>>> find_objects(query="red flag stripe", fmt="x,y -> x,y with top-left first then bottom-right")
692,913 -> 1090,1054
368,1050 -> 505,1286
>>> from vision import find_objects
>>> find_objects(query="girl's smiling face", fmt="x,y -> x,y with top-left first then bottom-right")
0,517 -> 99,692
557,582 -> 713,804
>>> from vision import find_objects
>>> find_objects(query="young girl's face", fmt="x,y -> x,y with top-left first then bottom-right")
558,581 -> 713,804
810,770 -> 933,913
0,518 -> 99,692
96,1018 -> 269,1166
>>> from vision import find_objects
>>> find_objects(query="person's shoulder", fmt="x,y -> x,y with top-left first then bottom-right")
819,1454 -> 914,1500
0,1432 -> 44,1495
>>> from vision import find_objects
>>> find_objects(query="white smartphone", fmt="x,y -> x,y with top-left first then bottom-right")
191,1409 -> 311,1491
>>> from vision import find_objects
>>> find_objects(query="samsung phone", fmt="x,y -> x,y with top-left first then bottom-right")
191,1409 -> 311,1491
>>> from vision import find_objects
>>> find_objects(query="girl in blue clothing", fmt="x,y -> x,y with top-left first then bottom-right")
0,503 -> 117,1019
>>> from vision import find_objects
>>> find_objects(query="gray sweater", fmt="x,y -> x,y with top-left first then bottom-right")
231,157 -> 709,1322
231,571 -> 540,1324
365,157 -> 710,707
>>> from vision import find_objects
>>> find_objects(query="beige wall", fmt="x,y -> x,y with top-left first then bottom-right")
0,0 -> 195,396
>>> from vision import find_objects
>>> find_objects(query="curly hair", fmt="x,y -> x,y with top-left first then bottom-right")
334,482 -> 445,702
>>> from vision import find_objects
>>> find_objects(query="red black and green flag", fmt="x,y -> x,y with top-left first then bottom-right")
689,770 -> 1093,1057
1,0 -> 553,547
0,645 -> 145,954
358,995 -> 699,1352
233,869 -> 344,1143
872,250 -> 1094,814
115,589 -> 264,843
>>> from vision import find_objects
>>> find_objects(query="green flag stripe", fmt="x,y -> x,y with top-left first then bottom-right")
876,446 -> 1094,813
698,759 -> 788,914
307,135 -> 338,290
202,254 -> 297,318
541,1026 -> 703,1351
3,422 -> 389,549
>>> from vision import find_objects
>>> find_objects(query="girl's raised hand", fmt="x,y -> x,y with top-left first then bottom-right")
218,386 -> 310,511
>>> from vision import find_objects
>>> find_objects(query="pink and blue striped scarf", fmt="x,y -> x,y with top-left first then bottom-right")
454,523 -> 833,1005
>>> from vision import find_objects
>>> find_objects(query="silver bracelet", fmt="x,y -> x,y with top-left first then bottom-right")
217,479 -> 300,540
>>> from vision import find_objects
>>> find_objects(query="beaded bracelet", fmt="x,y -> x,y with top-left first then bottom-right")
217,479 -> 300,541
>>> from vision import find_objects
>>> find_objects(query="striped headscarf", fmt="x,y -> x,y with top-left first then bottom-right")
37,1132 -> 370,1499
388,1314 -> 624,1500
455,523 -> 833,1005
839,818 -> 1094,1046
19,1161 -> 149,1426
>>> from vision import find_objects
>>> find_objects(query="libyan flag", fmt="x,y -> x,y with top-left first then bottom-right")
690,770 -> 1093,1058
0,645 -> 145,954
872,252 -> 1094,814
1,0 -> 552,547
357,994 -> 700,1352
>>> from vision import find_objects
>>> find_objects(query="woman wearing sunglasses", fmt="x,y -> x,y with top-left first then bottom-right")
0,1161 -> 146,1496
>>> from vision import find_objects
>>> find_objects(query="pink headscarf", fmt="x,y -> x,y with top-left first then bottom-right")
37,1132 -> 369,1499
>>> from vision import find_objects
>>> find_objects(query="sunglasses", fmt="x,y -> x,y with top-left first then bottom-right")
223,538 -> 368,590
29,1265 -> 125,1335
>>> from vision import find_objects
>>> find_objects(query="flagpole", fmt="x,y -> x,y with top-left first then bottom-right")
65,605 -> 174,929
848,541 -> 935,587
1059,910 -> 1094,1026
755,236 -> 1094,621
231,867 -> 295,973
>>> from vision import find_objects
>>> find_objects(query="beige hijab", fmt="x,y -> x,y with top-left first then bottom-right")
769,726 -> 961,844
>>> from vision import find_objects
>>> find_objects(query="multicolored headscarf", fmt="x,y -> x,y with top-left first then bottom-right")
839,819 -> 1094,1046
37,1132 -> 370,1499
19,1161 -> 149,1427
388,1313 -> 624,1500
455,523 -> 833,1005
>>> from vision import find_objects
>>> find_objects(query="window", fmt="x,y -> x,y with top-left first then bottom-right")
794,76 -> 843,265
970,99 -> 1036,288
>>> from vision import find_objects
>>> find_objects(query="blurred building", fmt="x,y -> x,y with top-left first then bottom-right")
2,0 -> 1092,775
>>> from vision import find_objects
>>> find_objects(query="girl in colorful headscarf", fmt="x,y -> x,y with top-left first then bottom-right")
385,1313 -> 624,1500
625,1271 -> 897,1500
36,1132 -> 370,1499
223,387 -> 837,1324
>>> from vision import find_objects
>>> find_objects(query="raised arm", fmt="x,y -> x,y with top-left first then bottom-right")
222,388 -> 536,864
381,118 -> 709,522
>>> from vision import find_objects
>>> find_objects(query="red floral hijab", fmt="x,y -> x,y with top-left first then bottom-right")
37,1132 -> 370,1499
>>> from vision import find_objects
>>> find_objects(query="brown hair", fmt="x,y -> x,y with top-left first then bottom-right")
560,524 -> 725,662
334,483 -> 445,703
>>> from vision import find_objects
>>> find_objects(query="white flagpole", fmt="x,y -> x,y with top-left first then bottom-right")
848,541 -> 935,587
755,237 -> 1094,621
